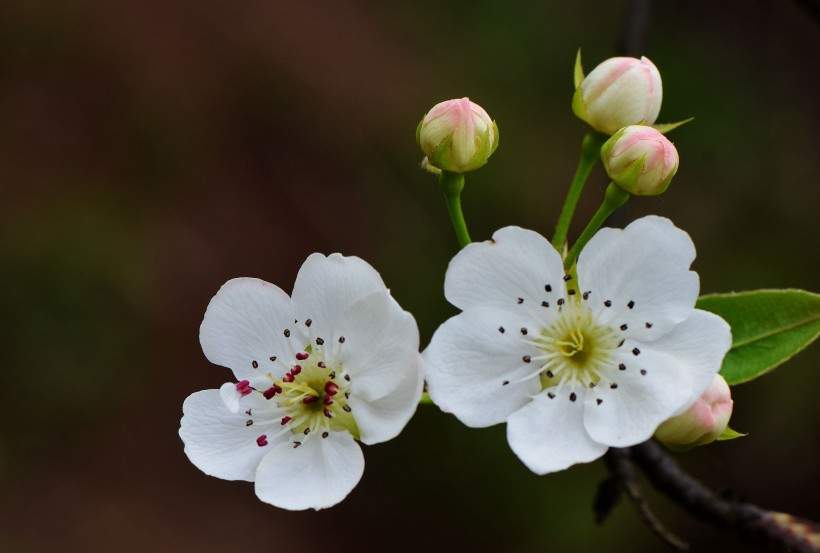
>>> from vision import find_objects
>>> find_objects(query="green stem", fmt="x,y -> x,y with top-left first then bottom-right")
565,182 -> 630,268
551,132 -> 606,251
440,171 -> 471,248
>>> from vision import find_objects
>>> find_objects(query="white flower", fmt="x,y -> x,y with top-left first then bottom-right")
179,253 -> 424,510
423,216 -> 731,474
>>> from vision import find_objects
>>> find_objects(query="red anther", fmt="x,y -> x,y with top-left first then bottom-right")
273,383 -> 283,394
235,380 -> 252,396
323,395 -> 334,405
256,435 -> 268,447
280,416 -> 292,425
290,365 -> 302,375
283,372 -> 295,383
302,395 -> 319,404
262,386 -> 279,400
324,381 -> 339,396
318,361 -> 327,368
295,352 -> 309,361
324,409 -> 333,418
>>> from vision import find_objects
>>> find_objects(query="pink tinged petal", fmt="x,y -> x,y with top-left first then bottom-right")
506,387 -> 608,475
577,215 -> 699,341
199,277 -> 296,382
290,253 -> 386,349
179,390 -> 284,482
581,57 -> 638,104
424,306 -> 543,428
444,225 -> 566,322
254,431 -> 364,511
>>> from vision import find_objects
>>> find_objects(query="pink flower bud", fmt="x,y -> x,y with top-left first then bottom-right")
417,97 -> 499,173
572,56 -> 662,135
601,125 -> 679,196
655,374 -> 734,448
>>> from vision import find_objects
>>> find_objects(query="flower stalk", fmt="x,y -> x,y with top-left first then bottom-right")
552,132 -> 606,250
565,182 -> 630,268
440,170 -> 472,248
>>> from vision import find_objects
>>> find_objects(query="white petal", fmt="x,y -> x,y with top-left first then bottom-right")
254,432 -> 364,511
219,382 -> 243,413
200,278 -> 296,381
424,307 -> 543,428
349,353 -> 425,445
179,390 -> 284,482
583,309 -> 730,446
334,290 -> 420,399
648,309 -> 732,412
444,226 -> 566,323
577,216 -> 699,340
291,253 -> 386,344
506,388 -> 608,475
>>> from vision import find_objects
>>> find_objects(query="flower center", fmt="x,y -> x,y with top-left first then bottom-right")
532,301 -> 619,389
263,347 -> 359,442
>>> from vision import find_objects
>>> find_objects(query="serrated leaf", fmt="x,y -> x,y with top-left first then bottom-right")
652,117 -> 694,134
574,49 -> 584,89
697,289 -> 820,385
716,427 -> 746,441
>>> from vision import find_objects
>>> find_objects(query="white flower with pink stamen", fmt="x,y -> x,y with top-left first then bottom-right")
179,253 -> 424,510
423,216 -> 731,474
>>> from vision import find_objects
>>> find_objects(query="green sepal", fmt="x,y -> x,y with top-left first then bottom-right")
653,117 -> 694,134
716,427 -> 747,441
573,48 -> 584,89
419,391 -> 434,405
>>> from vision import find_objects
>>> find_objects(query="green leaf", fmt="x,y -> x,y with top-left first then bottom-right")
697,289 -> 820,385
573,48 -> 584,89
652,117 -> 694,134
716,427 -> 746,441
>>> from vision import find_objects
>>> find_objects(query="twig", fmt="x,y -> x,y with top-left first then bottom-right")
604,448 -> 689,550
629,440 -> 820,552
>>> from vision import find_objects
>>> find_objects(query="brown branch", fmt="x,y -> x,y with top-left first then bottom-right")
604,448 -> 689,550
628,440 -> 820,552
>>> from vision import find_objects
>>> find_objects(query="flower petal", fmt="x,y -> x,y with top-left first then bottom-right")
444,226 -> 566,322
577,216 -> 699,340
179,389 -> 284,482
349,353 -> 425,445
200,278 -> 296,381
424,306 -> 543,428
334,290 -> 421,399
254,432 -> 364,511
506,387 -> 608,475
583,309 -> 731,446
291,253 -> 386,345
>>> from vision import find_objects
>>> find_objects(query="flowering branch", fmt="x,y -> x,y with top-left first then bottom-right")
613,440 -> 820,552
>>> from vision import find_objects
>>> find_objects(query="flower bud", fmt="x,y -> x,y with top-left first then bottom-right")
601,125 -> 679,196
417,97 -> 499,173
655,375 -> 734,449
572,56 -> 662,135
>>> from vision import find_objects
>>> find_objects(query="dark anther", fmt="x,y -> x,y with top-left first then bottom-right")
322,432 -> 329,438
316,337 -> 325,345
645,322 -> 653,328
343,404 -> 352,412
284,329 -> 291,338
620,324 -> 628,331
568,289 -> 576,296
517,297 -> 524,304
632,348 -> 641,356
541,301 -> 549,307
546,370 -> 554,378
502,380 -> 510,386
563,274 -> 572,281
245,420 -> 253,426
627,300 -> 635,309
499,326 -> 506,333
252,360 -> 258,368
523,355 -> 531,363
610,383 -> 618,389
557,298 -> 565,306
269,356 -> 277,362
303,428 -> 311,435
619,363 -> 626,371
520,327 -> 528,335
344,374 -> 351,381
305,319 -> 312,327
617,339 -> 625,347
640,369 -> 647,375
604,300 -> 612,307
338,336 -> 346,343
596,399 -> 603,405
545,284 -> 552,292
582,291 -> 590,300
293,441 -> 301,448
548,392 -> 556,399
570,392 -> 577,402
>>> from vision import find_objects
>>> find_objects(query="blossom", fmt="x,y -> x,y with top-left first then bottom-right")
423,216 -> 731,474
572,56 -> 662,135
417,97 -> 499,173
601,125 -> 679,196
179,253 -> 424,510
655,374 -> 734,448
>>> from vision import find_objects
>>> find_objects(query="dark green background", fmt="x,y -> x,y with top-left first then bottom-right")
1,1 -> 818,551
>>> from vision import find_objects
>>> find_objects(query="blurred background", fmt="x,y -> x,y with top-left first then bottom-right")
1,0 -> 818,551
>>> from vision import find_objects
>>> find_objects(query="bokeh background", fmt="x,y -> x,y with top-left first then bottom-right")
1,1 -> 818,551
